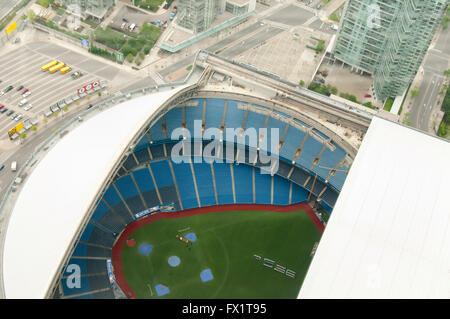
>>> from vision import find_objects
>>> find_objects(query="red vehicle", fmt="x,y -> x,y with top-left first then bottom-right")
22,88 -> 29,94
364,94 -> 372,98
0,104 -> 4,111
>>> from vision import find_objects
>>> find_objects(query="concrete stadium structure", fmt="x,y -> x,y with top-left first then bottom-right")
1,53 -> 449,299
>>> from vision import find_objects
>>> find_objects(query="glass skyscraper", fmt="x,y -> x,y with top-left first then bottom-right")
333,0 -> 448,101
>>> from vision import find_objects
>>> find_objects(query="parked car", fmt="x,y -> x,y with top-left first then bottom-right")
18,99 -> 28,107
22,91 -> 31,98
0,107 -> 8,113
4,85 -> 13,93
16,85 -> 24,91
0,104 -> 4,111
6,110 -> 14,116
23,104 -> 33,111
21,88 -> 29,94
15,114 -> 23,121
364,94 -> 372,98
0,163 -> 4,171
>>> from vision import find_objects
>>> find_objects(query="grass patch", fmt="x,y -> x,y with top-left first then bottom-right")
186,65 -> 193,71
134,0 -> 164,12
383,97 -> 394,112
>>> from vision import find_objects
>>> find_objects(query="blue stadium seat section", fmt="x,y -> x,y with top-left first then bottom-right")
133,168 -> 155,192
213,163 -> 234,204
279,125 -> 306,162
90,200 -> 109,222
71,294 -> 94,299
233,164 -> 253,203
327,164 -> 348,190
254,167 -> 272,204
291,183 -> 309,204
224,100 -> 246,134
122,155 -> 138,171
72,243 -> 87,257
264,117 -> 287,153
320,187 -> 338,207
86,259 -> 109,275
134,147 -> 150,163
321,200 -> 333,214
61,275 -> 91,296
135,168 -> 161,209
184,102 -> 204,134
149,117 -> 165,141
243,110 -> 266,147
297,134 -> 323,169
115,175 -> 145,214
150,144 -> 165,159
150,160 -> 174,188
205,98 -> 225,130
102,186 -> 122,207
135,134 -> 150,151
65,258 -> 87,276
273,175 -> 291,205
150,160 -> 180,209
312,142 -> 346,179
115,175 -> 138,200
164,107 -> 183,140
80,222 -> 95,243
171,161 -> 198,210
193,162 -> 216,206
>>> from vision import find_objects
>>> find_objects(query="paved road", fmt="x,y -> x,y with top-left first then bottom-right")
0,0 -> 20,21
409,27 -> 450,132
220,27 -> 284,59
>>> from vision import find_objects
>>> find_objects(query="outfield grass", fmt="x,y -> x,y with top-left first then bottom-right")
120,209 -> 321,298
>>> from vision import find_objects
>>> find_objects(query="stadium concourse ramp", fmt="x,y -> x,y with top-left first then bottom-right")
0,51 -> 372,299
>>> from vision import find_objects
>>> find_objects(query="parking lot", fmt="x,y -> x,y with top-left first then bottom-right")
0,40 -> 135,141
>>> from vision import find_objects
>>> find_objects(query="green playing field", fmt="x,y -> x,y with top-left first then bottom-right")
120,209 -> 322,298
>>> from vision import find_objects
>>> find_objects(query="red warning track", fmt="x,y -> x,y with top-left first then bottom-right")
111,203 -> 324,299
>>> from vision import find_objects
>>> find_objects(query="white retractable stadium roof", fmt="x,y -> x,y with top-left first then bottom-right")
299,116 -> 450,298
2,87 -> 185,298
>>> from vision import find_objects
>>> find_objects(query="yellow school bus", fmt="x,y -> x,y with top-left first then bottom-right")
41,60 -> 58,72
60,66 -> 71,74
49,62 -> 65,74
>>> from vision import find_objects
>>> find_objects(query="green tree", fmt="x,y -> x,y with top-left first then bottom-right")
26,9 -> 35,21
299,80 -> 305,87
411,90 -> 419,98
126,53 -> 134,63
31,125 -> 37,131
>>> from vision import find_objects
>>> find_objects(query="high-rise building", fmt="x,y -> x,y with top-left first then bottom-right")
177,0 -> 255,34
59,0 -> 115,21
333,0 -> 448,101
177,0 -> 222,33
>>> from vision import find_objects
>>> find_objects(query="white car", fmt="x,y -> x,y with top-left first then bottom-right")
22,91 -> 31,98
15,114 -> 23,121
23,104 -> 33,111
18,99 -> 27,107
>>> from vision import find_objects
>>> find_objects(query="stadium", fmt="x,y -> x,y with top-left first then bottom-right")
1,52 -> 449,299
